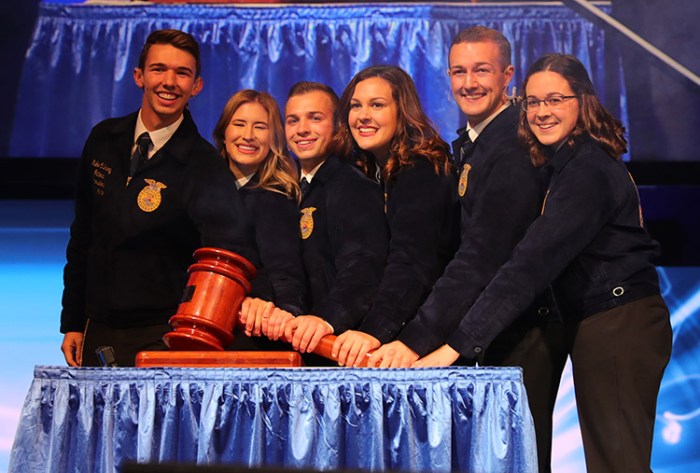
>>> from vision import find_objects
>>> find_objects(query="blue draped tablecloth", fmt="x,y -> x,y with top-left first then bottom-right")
9,366 -> 536,473
10,2 -> 622,158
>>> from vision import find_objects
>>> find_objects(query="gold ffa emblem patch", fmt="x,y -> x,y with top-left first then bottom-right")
457,163 -> 472,197
137,179 -> 167,212
300,207 -> 317,240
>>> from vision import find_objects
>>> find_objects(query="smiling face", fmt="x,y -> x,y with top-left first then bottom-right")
133,43 -> 202,130
448,41 -> 514,127
525,71 -> 580,149
348,77 -> 399,163
224,101 -> 271,179
285,90 -> 336,173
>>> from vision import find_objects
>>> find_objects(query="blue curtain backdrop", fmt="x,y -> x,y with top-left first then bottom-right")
9,2 -> 624,158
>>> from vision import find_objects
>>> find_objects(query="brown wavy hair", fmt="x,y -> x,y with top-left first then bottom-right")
213,89 -> 300,201
518,54 -> 627,167
331,65 -> 451,182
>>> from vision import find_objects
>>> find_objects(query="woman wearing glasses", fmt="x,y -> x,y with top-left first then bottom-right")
415,54 -> 672,472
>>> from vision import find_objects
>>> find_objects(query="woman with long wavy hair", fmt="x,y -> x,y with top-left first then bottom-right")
415,54 -> 672,472
212,89 -> 306,347
331,65 -> 458,366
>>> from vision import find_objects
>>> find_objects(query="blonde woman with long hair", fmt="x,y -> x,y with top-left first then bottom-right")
213,89 -> 306,347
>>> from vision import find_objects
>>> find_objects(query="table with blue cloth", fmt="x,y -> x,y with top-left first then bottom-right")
9,366 -> 536,472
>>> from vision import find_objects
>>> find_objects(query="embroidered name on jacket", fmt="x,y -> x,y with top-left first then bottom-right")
137,179 -> 167,212
300,207 -> 316,239
91,159 -> 112,196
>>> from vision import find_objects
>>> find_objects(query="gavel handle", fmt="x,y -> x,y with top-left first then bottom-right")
308,335 -> 374,367
238,313 -> 374,367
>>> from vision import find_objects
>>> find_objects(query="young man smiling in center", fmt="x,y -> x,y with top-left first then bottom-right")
261,81 -> 388,364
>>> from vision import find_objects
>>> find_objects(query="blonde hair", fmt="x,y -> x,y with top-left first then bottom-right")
213,89 -> 300,201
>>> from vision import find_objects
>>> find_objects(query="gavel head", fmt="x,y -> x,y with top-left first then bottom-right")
163,247 -> 256,351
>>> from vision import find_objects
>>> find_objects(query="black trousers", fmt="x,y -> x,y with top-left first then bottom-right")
566,294 -> 672,473
484,295 -> 671,473
81,318 -> 171,367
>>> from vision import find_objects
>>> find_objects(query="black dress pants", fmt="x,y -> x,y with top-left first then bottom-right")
566,295 -> 672,473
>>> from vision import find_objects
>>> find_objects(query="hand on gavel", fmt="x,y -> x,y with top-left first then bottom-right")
332,330 -> 381,367
282,315 -> 334,353
239,297 -> 275,337
265,308 -> 296,341
239,297 -> 297,341
237,299 -> 376,367
367,340 -> 419,368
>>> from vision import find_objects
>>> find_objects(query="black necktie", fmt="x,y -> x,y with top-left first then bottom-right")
300,177 -> 310,197
130,132 -> 152,178
458,131 -> 473,168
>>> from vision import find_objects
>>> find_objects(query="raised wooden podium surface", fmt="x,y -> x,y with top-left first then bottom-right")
136,350 -> 303,367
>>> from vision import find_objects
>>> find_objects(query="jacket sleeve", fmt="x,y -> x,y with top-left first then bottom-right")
60,130 -> 96,333
359,161 -> 455,343
398,148 -> 542,355
253,190 -> 307,315
312,175 -> 388,333
446,154 -> 615,359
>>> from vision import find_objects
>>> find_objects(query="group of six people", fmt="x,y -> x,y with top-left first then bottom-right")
59,25 -> 671,473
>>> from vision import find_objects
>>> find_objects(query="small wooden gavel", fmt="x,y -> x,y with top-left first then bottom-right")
163,247 -> 373,367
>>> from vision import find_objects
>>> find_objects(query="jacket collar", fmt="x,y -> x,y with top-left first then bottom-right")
548,134 -> 595,172
451,105 -> 519,151
109,109 -> 198,165
310,155 -> 341,184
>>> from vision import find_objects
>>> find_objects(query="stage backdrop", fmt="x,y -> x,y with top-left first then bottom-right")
9,1 -> 625,158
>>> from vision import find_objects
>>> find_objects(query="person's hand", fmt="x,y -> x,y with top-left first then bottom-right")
239,297 -> 275,337
284,315 -> 333,353
264,308 -> 295,341
367,340 -> 419,368
61,332 -> 83,367
412,344 -> 460,368
332,330 -> 380,367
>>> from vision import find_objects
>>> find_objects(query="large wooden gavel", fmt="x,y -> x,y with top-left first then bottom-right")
163,247 -> 372,367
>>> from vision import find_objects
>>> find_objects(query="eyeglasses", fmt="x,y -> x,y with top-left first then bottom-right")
521,94 -> 578,112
